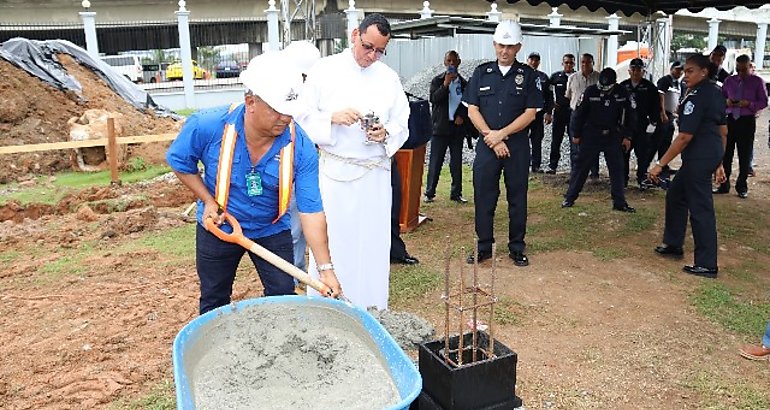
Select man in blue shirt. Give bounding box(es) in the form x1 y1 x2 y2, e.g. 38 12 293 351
166 53 341 314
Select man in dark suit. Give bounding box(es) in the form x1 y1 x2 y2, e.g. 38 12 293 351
424 50 469 204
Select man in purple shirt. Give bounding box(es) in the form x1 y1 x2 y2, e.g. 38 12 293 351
714 54 768 198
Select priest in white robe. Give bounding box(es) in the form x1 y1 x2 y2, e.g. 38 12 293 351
296 13 410 309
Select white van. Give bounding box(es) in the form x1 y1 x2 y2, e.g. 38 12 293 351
100 55 143 83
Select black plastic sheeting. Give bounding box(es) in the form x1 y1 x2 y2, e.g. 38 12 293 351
0 37 178 119
495 0 768 17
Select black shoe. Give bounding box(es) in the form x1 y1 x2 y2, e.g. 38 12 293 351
423 195 435 203
450 196 468 204
738 191 748 199
534 169 545 174
509 252 529 267
391 255 419 265
712 186 729 194
655 244 684 257
561 200 574 208
613 204 636 213
683 265 718 279
748 168 755 177
467 251 492 264
545 168 557 175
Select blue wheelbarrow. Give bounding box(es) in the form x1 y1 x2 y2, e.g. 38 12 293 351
172 296 422 409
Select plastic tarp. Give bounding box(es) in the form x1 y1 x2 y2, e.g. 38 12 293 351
495 0 769 17
0 37 178 119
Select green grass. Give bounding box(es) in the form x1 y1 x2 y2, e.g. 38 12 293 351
0 165 171 206
591 247 627 261
38 243 96 283
174 108 199 117
389 264 443 307
494 296 521 325
111 379 175 410
685 370 770 410
0 250 21 264
115 224 195 260
691 283 770 337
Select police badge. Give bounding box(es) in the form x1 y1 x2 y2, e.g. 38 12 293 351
683 101 695 115
515 74 524 85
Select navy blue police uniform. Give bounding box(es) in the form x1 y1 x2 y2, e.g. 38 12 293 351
662 81 726 270
527 69 552 172
464 61 544 260
619 77 660 187
564 84 635 210
548 69 573 172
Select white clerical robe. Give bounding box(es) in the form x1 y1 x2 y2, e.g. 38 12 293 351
296 48 410 309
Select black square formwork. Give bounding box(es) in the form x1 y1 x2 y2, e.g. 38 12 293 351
417 331 520 409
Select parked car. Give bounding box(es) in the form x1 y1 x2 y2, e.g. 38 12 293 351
101 54 143 83
141 63 168 83
165 60 207 81
215 60 241 78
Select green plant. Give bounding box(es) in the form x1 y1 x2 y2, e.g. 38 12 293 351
389 265 442 307
125 156 148 173
111 379 175 410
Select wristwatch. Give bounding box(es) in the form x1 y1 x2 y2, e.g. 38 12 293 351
317 263 334 272
655 161 666 167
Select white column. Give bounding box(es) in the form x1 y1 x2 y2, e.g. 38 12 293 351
265 0 280 52
176 1 196 108
345 0 359 41
486 2 502 23
756 22 768 69
653 17 670 82
707 18 721 52
606 13 620 68
79 1 99 58
547 7 562 28
420 1 433 19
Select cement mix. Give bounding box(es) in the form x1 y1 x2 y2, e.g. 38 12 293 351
367 307 435 351
187 304 401 409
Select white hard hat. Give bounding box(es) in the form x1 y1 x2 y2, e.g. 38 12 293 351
282 40 321 75
239 52 303 116
493 20 522 46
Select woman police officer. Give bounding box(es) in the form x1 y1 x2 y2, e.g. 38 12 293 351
648 54 727 278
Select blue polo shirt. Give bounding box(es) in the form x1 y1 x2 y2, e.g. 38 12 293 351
166 104 323 239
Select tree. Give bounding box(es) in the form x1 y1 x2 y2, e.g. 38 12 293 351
671 32 706 52
197 46 221 72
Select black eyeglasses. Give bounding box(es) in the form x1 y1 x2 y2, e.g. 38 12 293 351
359 36 387 59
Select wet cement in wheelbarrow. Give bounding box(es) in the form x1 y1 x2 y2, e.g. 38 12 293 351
187 303 401 409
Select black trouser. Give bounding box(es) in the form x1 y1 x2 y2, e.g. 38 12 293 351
565 137 627 208
569 120 600 180
718 115 756 193
663 157 721 269
425 133 464 199
390 158 408 260
473 139 529 254
549 108 570 170
196 225 294 315
623 125 653 186
656 114 675 160
528 111 545 170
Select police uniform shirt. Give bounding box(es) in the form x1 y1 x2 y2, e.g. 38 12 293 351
534 69 552 114
464 61 544 135
549 70 572 112
657 74 686 114
619 77 660 125
677 81 726 161
571 84 635 141
166 104 323 238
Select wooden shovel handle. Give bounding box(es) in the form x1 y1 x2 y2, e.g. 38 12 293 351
204 213 333 297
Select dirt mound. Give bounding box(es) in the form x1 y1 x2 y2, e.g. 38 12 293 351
0 54 179 183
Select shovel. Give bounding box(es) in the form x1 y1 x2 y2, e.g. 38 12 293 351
204 212 341 300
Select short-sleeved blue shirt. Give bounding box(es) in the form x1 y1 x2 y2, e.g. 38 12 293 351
677 81 726 162
463 60 544 144
166 104 323 239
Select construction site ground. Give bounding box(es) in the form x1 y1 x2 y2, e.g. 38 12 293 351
2 52 770 409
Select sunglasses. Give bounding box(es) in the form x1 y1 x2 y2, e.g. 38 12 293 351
359 36 387 59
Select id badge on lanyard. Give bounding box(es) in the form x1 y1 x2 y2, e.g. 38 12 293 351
246 171 262 196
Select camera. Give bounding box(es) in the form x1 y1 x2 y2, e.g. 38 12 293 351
447 65 457 74
360 112 380 131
